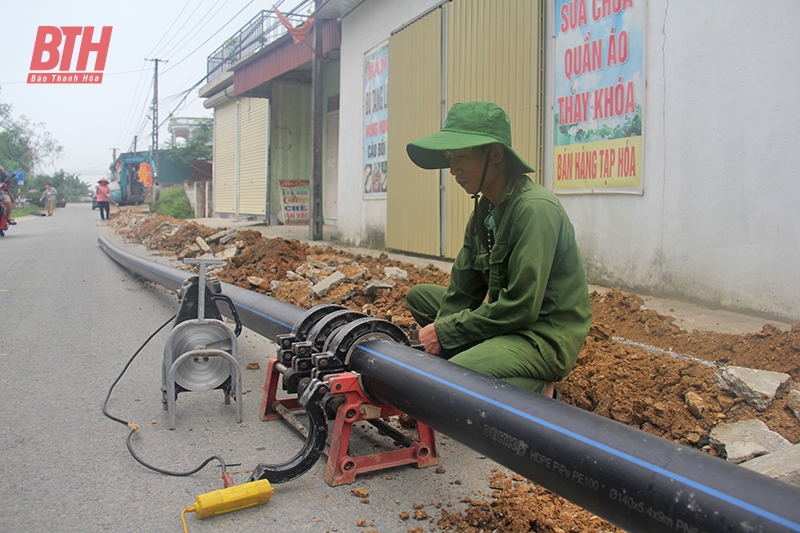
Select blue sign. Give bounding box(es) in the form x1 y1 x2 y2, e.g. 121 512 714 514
6 170 24 185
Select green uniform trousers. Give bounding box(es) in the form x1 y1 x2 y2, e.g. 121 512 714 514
407 284 554 393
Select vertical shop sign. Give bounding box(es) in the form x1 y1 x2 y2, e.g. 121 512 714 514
363 43 388 199
279 179 310 224
553 0 644 193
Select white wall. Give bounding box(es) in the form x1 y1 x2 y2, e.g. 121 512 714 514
338 0 443 247
545 0 800 321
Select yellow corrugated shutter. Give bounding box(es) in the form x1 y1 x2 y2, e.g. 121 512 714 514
443 0 543 258
386 8 443 256
213 100 237 215
238 98 269 216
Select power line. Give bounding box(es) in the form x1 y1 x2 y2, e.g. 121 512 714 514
159 0 229 60
162 0 256 75
146 0 194 58
115 60 152 148
159 79 207 131
150 0 211 59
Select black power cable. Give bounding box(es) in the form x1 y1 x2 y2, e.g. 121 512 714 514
102 313 229 477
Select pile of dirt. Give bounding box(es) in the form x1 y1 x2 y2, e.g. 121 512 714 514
109 213 800 532
437 471 622 533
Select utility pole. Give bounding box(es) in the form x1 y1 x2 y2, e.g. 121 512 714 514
111 148 118 162
134 135 138 152
309 0 324 241
145 58 167 194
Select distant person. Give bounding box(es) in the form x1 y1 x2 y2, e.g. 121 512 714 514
40 183 57 216
95 178 111 220
0 165 17 225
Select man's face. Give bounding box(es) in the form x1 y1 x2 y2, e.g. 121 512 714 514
445 147 489 195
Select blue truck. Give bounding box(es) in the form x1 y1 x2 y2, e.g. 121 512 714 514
110 151 153 205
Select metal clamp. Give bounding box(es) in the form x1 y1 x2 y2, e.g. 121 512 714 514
249 378 330 484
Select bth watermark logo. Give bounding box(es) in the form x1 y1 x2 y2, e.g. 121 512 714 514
28 26 112 84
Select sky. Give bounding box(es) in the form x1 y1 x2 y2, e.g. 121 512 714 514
0 0 304 186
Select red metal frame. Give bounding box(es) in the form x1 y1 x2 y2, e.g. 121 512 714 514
259 357 300 420
259 357 438 486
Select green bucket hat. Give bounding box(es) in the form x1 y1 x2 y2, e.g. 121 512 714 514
406 101 534 174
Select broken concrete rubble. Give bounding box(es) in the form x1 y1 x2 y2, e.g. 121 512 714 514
338 264 369 282
285 271 307 282
207 228 238 243
307 257 328 269
295 264 322 283
714 366 791 411
787 389 800 420
220 231 239 245
383 266 408 281
709 419 791 463
178 245 201 259
319 282 358 304
247 276 268 289
740 443 800 487
311 270 346 298
214 245 238 261
363 279 395 296
195 236 212 253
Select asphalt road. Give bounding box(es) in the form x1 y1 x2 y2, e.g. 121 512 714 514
0 203 500 533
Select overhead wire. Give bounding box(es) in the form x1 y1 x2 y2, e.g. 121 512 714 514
116 0 205 152
158 0 230 60
146 0 250 151
117 0 212 151
156 0 266 146
162 0 256 75
115 60 153 149
128 0 299 154
146 0 194 59
149 0 211 60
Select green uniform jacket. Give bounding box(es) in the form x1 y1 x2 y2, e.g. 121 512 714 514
434 174 593 377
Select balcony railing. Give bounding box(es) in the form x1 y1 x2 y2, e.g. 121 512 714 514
206 1 315 82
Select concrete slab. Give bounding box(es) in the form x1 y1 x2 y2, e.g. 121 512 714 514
714 366 791 411
740 444 800 487
709 419 791 463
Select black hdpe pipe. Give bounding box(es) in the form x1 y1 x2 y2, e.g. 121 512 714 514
98 237 800 533
98 236 304 339
350 339 800 533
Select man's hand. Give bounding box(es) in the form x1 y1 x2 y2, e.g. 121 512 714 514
419 323 441 355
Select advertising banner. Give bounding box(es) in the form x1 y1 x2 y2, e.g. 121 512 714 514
279 179 310 225
363 43 388 199
553 0 644 193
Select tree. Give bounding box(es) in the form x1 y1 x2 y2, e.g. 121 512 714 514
25 170 90 204
163 117 212 169
0 103 63 175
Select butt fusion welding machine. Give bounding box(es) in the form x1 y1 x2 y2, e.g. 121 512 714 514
164 257 437 486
